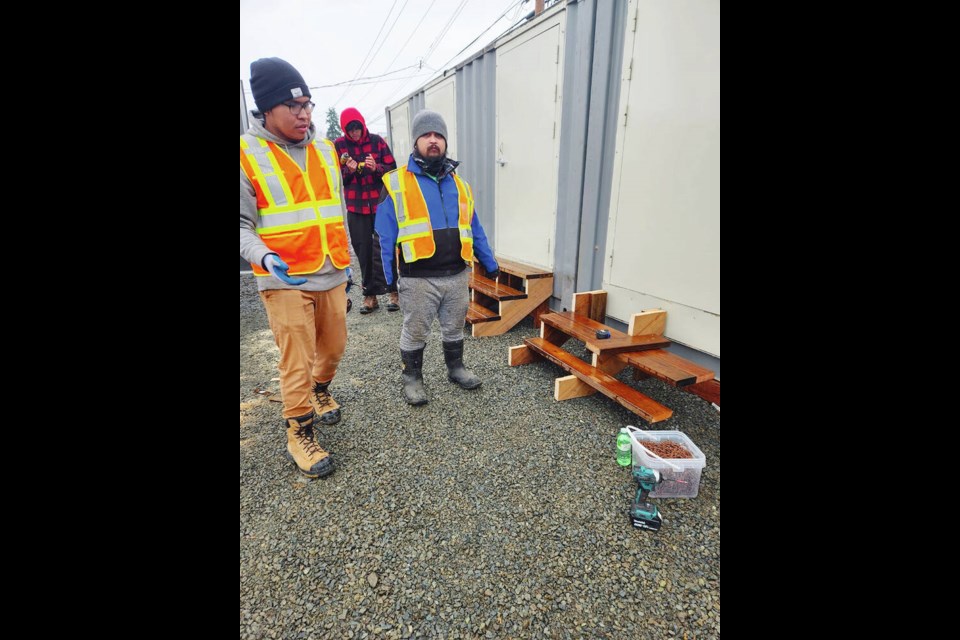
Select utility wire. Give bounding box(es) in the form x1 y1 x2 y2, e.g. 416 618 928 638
331 0 400 107
335 0 413 108
349 0 440 109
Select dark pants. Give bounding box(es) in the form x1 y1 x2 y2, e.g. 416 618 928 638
348 212 397 296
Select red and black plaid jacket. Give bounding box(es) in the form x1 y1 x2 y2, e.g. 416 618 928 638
334 131 397 215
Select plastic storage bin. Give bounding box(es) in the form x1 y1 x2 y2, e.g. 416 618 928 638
627 428 706 498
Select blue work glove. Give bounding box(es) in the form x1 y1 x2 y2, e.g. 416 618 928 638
263 254 307 286
345 267 354 294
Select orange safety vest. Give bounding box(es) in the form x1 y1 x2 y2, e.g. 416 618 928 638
240 135 350 275
382 166 474 264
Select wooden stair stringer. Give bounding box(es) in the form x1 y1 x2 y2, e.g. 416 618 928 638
472 276 554 337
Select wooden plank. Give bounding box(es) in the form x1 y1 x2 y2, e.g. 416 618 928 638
628 309 666 336
555 375 595 400
469 274 527 301
594 352 628 376
573 290 607 322
493 256 553 279
508 345 541 366
684 378 720 406
472 276 554 338
524 337 673 423
560 352 627 400
531 300 550 329
621 349 714 387
466 301 500 324
540 312 670 355
540 317 571 348
554 353 637 400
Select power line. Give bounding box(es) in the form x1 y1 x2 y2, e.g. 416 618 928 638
434 0 524 72
331 0 400 107
334 0 413 108
375 0 471 112
348 0 440 109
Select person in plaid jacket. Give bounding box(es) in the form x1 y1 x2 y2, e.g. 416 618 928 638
334 108 399 314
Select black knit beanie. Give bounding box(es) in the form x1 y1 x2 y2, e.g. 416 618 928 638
250 58 311 113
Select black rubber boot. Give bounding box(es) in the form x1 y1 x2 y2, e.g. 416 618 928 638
401 348 428 406
443 340 482 390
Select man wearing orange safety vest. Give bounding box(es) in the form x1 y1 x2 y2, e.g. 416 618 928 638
376 110 499 406
240 57 356 479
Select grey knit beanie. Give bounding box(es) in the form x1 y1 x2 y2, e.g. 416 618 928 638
411 109 448 143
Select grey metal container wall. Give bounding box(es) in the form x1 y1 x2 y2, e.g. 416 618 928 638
240 79 249 136
386 0 627 310
555 0 628 306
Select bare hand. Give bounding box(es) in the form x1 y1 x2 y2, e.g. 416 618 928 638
346 158 358 171
365 154 377 171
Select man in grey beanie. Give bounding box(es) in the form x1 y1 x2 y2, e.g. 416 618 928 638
375 110 499 406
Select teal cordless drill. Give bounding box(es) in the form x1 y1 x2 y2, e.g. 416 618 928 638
630 466 664 532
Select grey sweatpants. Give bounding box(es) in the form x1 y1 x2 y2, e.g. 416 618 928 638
398 270 470 351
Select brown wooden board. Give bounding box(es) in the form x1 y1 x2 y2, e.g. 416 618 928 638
573 290 607 322
539 312 670 355
466 301 501 324
684 378 720 406
628 309 667 336
469 274 527 301
620 349 714 387
508 345 542 366
524 337 672 423
493 256 553 279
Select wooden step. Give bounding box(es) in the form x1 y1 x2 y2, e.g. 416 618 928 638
540 312 670 355
621 349 715 387
684 378 720 406
466 300 500 324
469 274 527 301
494 257 553 279
524 337 673 423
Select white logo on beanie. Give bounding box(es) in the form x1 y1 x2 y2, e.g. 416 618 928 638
291 87 303 98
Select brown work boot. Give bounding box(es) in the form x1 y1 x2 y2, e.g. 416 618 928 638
386 291 400 312
311 381 342 425
359 295 379 314
285 412 334 478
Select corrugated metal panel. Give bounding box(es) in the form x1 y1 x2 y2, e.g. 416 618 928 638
555 0 628 307
455 55 497 238
425 77 458 158
240 80 249 135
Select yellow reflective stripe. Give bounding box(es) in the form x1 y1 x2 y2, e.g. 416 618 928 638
317 203 343 221
385 169 411 224
253 138 297 207
311 139 342 206
401 243 416 262
242 144 288 208
256 207 317 229
297 142 336 208
397 172 426 230
397 221 433 242
260 204 343 228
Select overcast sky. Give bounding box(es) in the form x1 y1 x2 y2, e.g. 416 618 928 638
240 0 532 136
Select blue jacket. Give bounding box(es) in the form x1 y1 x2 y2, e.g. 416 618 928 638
375 155 497 285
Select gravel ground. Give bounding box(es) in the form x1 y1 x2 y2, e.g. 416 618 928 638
240 273 720 639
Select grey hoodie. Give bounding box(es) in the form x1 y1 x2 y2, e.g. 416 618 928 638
240 120 355 292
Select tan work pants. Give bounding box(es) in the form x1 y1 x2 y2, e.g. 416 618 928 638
260 285 347 418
